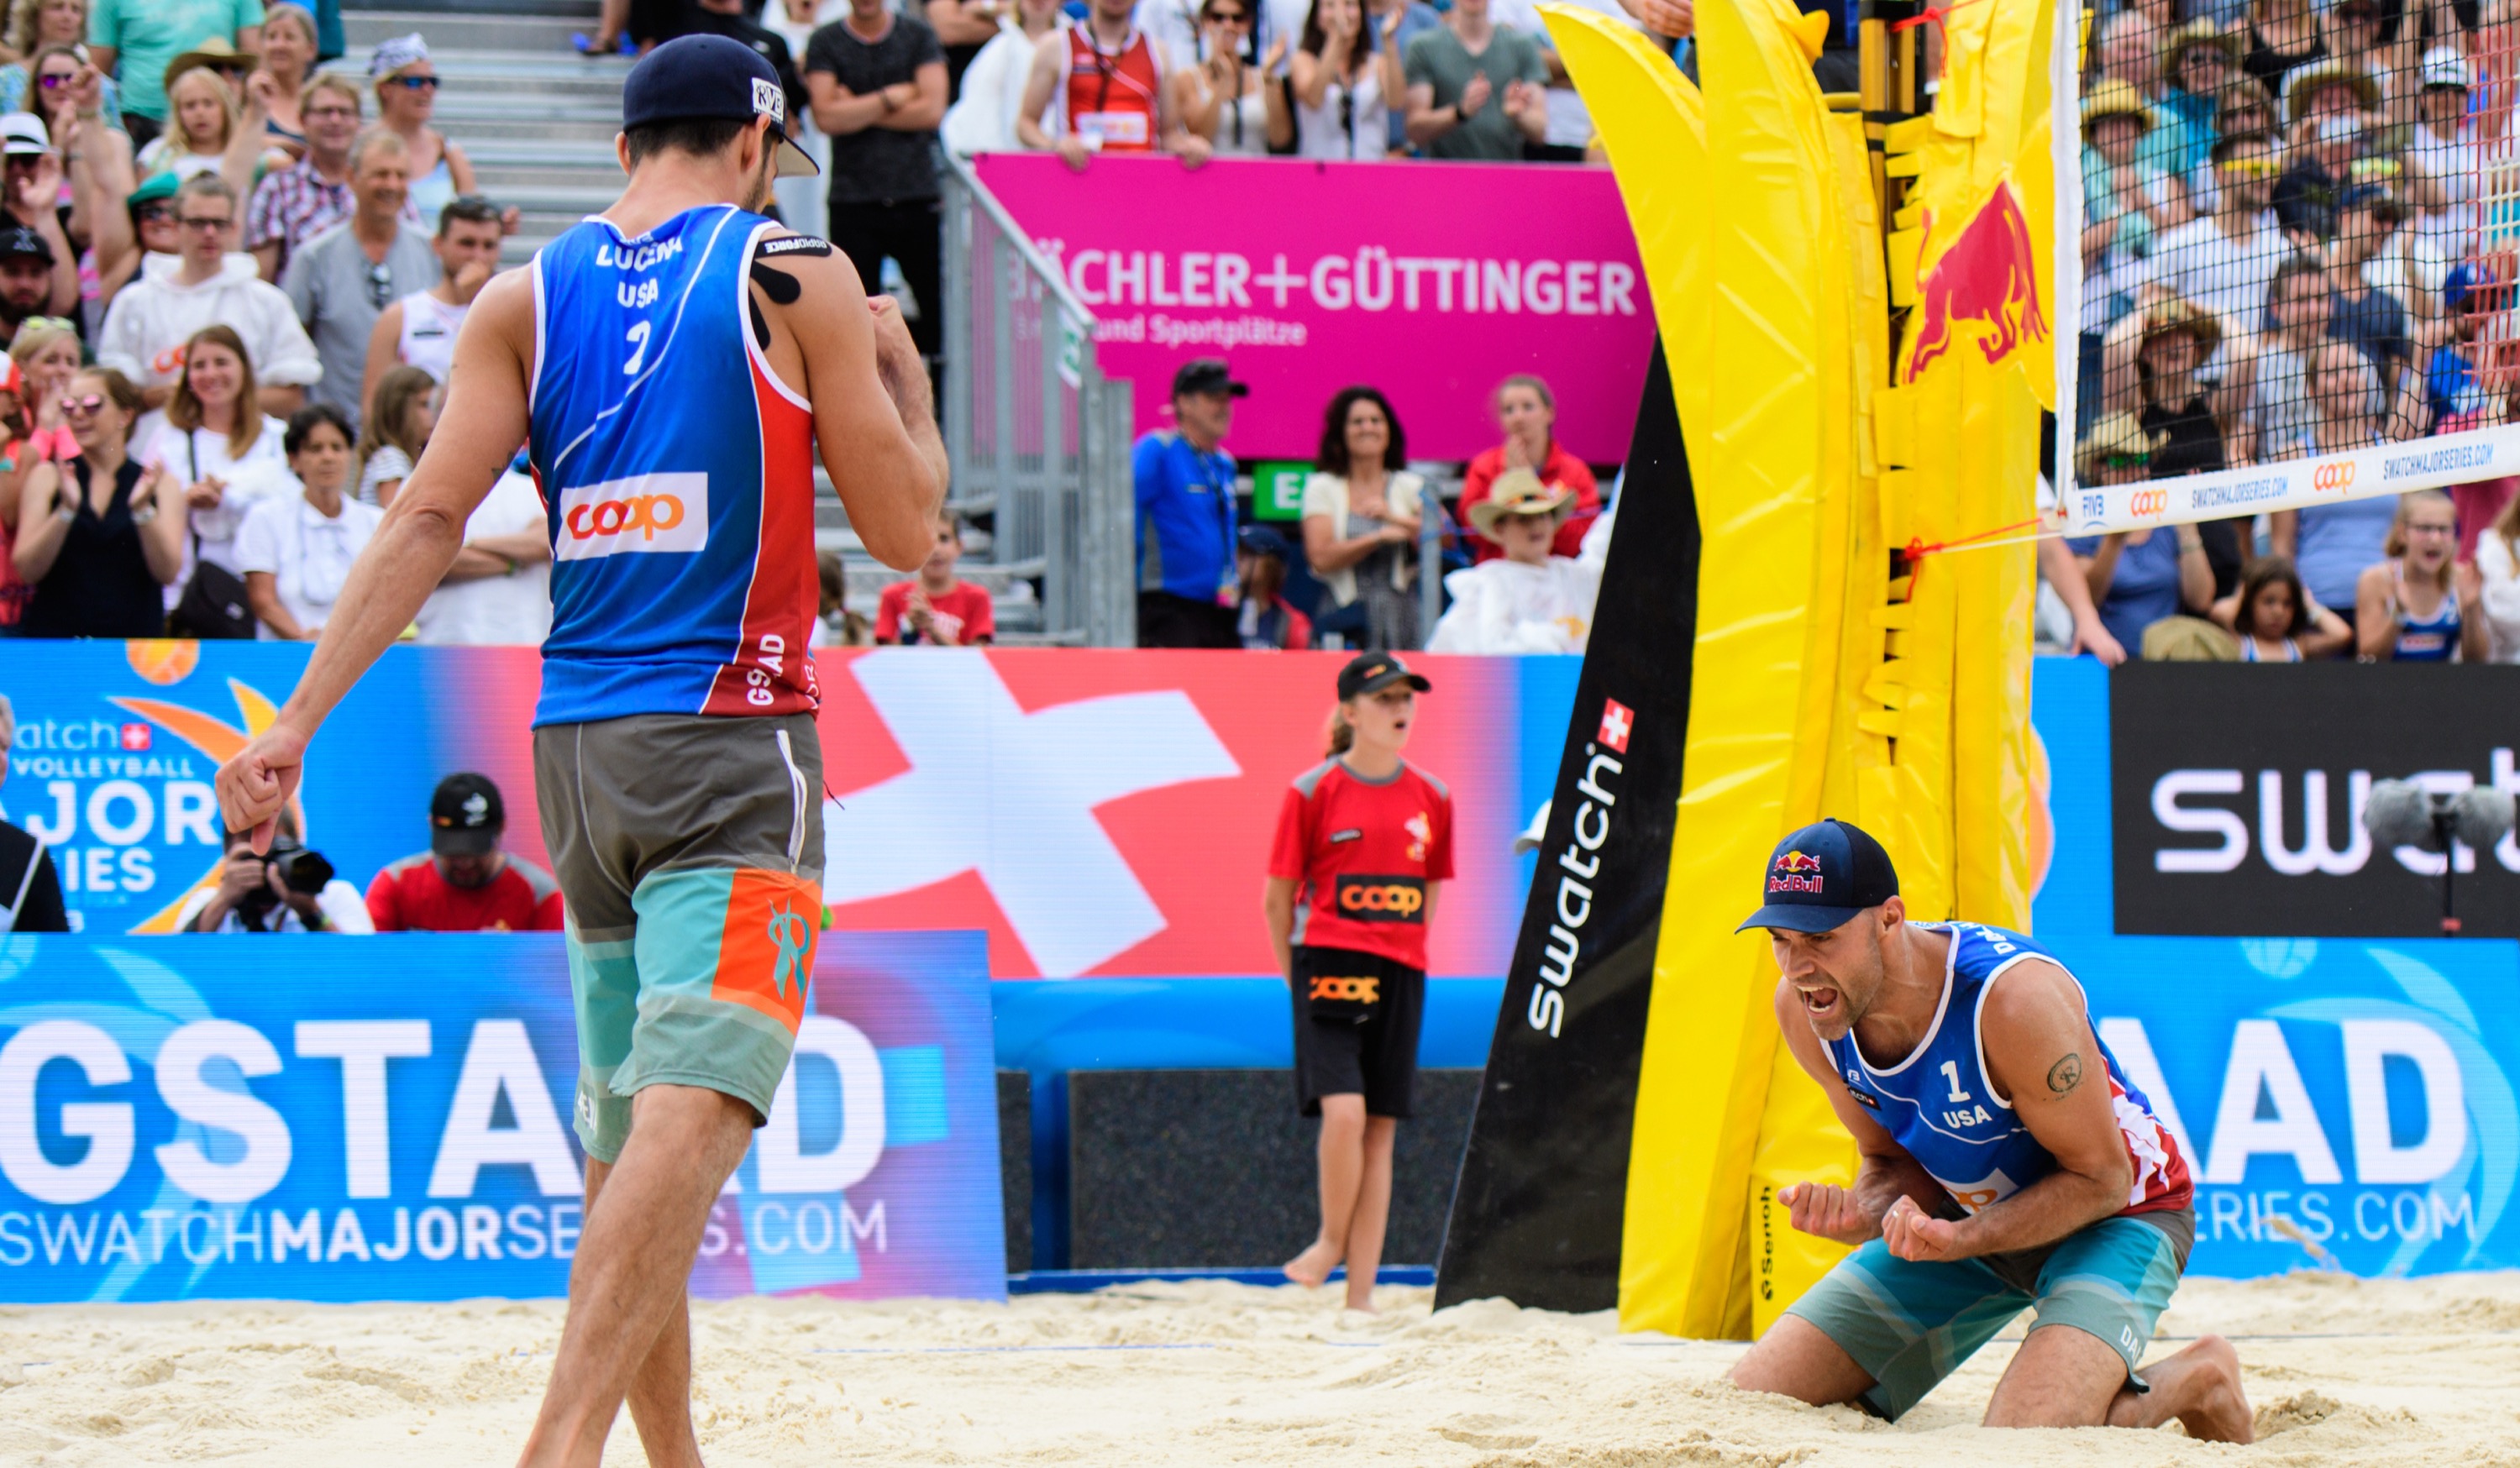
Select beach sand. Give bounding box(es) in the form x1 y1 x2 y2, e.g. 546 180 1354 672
3 1271 2516 1465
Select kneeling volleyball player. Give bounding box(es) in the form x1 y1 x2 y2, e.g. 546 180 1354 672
1727 820 2252 1439
1265 653 1454 1312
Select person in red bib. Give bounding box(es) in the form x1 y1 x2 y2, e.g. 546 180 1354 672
1265 651 1452 1313
366 773 566 932
1016 0 1207 168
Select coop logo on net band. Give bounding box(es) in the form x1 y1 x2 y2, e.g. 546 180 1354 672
2128 486 2171 519
556 473 708 561
2313 460 2358 493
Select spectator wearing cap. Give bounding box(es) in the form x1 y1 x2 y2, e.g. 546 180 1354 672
1458 372 1597 561
97 173 320 413
2066 413 2215 657
0 696 68 933
1427 468 1601 653
1235 524 1313 650
2142 23 2240 184
806 0 948 386
876 506 995 644
0 115 75 322
358 193 499 419
244 73 371 283
94 170 179 320
369 34 509 234
1134 356 1244 647
0 222 60 346
2328 183 2412 385
2155 131 2281 338
84 0 261 150
366 773 565 932
2099 295 2247 595
2179 82 2277 215
1302 383 1425 652
2400 47 2472 321
2241 0 2324 102
281 128 434 432
2082 81 2179 267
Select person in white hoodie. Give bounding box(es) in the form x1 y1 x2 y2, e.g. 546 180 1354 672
96 173 322 415
1425 467 1600 654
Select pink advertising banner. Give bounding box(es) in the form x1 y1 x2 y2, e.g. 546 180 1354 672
974 153 1654 463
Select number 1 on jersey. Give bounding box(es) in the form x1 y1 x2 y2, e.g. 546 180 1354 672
622 319 653 377
1940 1060 1972 1104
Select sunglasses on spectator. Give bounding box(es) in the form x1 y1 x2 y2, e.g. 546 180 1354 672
177 213 232 232
366 261 393 307
2099 452 2150 469
135 202 173 222
20 315 74 333
1204 7 1250 22
389 75 440 91
60 394 105 417
2218 158 2278 176
35 71 77 90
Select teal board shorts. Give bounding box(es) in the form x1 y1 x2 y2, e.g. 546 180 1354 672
533 712 826 1165
1784 1208 2194 1422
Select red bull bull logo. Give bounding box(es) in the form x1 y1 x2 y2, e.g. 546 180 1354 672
1770 849 1825 894
1902 182 2050 384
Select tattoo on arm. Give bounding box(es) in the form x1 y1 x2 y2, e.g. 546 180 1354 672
2046 1051 2084 1096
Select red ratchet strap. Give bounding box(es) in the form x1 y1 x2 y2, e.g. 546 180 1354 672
1890 0 1987 34
1902 513 2055 567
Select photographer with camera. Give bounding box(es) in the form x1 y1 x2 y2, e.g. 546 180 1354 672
178 816 374 933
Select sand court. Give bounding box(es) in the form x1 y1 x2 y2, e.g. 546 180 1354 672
3 1272 2515 1465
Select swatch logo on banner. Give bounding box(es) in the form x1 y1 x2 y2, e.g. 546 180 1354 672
557 474 706 560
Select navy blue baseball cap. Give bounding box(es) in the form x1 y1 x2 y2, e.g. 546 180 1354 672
1735 819 1900 934
622 34 817 179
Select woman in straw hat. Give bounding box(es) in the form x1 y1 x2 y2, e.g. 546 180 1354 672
2100 292 2250 595
2064 413 2215 657
1425 467 1601 653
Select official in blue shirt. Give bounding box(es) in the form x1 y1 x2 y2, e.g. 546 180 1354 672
1135 358 1246 648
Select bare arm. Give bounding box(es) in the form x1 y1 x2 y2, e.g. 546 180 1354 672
213 271 532 848
444 137 477 194
2038 535 2125 665
927 0 1004 47
10 459 69 581
1263 874 1298 981
2269 507 2298 561
2078 532 2127 604
252 240 281 282
256 384 304 416
134 464 185 581
770 240 948 569
1403 80 1454 145
360 302 403 426
1016 41 1089 166
1290 43 1339 109
1771 980 1950 1245
2298 598 2353 658
2356 562 2394 658
1880 960 2136 1261
882 60 949 130
2173 523 2213 612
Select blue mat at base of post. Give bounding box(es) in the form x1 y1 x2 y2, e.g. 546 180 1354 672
1008 1266 1436 1294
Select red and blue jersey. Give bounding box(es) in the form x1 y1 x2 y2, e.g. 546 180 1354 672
1822 922 2192 1221
527 205 820 727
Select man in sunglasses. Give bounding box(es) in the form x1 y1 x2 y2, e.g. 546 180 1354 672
281 129 438 432
2155 132 2281 338
218 36 944 1465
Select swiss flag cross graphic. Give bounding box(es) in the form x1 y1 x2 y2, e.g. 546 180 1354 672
1597 698 1633 754
118 723 151 752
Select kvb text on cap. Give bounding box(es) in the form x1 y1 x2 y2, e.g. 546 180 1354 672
622 34 818 179
1735 817 1900 935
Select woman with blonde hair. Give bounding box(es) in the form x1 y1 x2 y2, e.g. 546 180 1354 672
0 0 118 119
249 2 315 155
2354 489 2486 661
369 34 499 229
143 323 289 632
356 364 434 506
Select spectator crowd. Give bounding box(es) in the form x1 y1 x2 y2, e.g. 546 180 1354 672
2063 2 2520 663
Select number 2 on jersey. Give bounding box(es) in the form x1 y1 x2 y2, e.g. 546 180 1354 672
622 319 653 377
1940 1060 1972 1104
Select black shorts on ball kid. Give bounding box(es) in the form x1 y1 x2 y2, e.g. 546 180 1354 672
1289 945 1425 1119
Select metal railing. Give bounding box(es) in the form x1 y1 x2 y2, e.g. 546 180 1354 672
941 153 1136 647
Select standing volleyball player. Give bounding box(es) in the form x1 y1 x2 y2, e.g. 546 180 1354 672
216 35 947 1468
1266 653 1452 1313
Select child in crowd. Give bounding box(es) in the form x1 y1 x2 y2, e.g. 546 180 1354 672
877 509 995 646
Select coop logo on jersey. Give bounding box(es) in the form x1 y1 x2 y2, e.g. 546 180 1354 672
1769 849 1825 894
1335 874 1425 922
2129 487 2171 519
556 474 708 561
2313 460 2358 492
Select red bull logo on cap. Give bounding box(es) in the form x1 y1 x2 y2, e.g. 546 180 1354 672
1769 849 1824 894
1901 181 2049 385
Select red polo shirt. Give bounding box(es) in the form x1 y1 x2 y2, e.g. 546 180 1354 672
366 852 566 933
1268 757 1454 970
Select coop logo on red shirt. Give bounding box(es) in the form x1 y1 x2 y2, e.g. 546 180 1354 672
1597 697 1633 753
556 473 708 561
1335 874 1425 922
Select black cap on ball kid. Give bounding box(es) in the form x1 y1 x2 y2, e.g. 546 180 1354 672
1336 652 1431 700
622 34 818 178
430 773 506 857
1735 818 1900 934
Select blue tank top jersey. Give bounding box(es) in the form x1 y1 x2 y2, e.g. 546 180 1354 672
1822 922 2193 1219
2389 562 2461 662
527 204 820 727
